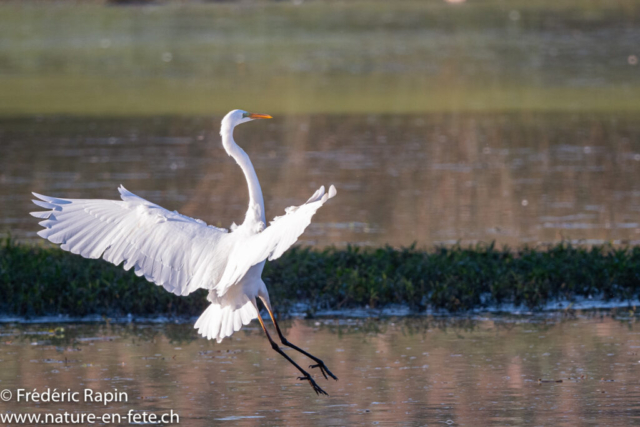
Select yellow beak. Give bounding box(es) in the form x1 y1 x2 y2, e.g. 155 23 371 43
248 113 272 120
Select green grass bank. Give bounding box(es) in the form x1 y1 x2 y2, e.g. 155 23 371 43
1 238 639 318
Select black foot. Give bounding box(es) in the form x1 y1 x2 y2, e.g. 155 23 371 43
298 374 329 396
309 362 338 381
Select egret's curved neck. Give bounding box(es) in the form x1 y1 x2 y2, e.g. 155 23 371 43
221 123 265 226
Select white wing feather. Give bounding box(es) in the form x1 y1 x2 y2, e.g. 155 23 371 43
30 185 232 296
215 185 336 297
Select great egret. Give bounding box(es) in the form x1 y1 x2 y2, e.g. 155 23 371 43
30 109 338 395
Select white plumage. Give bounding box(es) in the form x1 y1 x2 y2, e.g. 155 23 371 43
31 110 336 344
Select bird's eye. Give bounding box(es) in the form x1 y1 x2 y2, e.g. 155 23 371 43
242 112 250 118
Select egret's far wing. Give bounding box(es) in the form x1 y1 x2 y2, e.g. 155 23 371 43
215 185 336 297
31 186 231 296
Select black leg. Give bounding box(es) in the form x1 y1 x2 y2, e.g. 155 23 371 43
261 298 338 381
255 303 328 396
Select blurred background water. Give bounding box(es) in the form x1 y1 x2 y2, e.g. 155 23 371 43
2 0 640 247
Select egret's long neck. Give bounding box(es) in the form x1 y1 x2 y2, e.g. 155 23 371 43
221 123 266 227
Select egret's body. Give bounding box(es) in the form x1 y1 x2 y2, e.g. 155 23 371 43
30 110 337 394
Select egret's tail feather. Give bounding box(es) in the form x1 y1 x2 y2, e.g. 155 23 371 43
194 300 258 343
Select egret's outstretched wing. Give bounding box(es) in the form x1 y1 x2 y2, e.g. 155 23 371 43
31 186 231 296
216 185 336 297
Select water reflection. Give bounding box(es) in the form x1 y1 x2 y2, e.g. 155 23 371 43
0 315 638 426
3 113 640 247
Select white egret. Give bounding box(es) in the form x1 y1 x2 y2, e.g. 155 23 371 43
30 109 337 395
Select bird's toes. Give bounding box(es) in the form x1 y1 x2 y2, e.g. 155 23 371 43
310 363 338 381
298 374 329 396
310 364 329 380
311 382 328 396
316 385 329 396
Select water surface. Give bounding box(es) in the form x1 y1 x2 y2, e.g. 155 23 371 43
3 113 640 247
1 1 640 115
0 315 638 425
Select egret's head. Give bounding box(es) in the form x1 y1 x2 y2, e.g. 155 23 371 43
222 109 272 129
